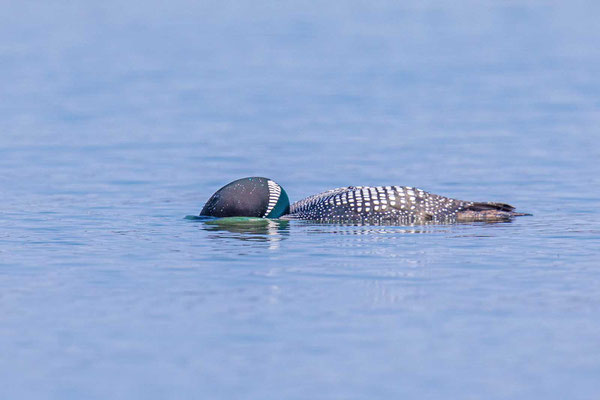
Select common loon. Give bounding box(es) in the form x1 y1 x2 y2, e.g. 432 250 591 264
200 177 528 224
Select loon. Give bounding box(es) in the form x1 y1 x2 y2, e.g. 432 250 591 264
200 177 528 224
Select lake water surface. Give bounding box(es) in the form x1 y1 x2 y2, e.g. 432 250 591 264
1 1 600 399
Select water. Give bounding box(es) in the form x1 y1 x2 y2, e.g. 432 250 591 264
1 1 600 398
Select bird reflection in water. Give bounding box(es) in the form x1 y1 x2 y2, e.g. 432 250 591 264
186 216 290 250
291 219 504 236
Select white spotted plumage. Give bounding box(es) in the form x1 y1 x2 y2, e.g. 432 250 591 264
287 185 475 224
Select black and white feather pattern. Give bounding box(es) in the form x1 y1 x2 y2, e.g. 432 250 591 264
287 186 516 223
263 179 281 217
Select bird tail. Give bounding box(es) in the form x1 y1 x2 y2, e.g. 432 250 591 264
456 202 531 222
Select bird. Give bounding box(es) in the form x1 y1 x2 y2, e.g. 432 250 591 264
199 177 529 224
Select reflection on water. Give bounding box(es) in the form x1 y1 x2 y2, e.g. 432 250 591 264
185 216 521 256
186 216 290 249
271 218 515 236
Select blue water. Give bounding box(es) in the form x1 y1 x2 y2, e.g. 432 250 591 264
2 1 600 399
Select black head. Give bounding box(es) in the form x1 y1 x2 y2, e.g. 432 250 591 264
200 177 290 218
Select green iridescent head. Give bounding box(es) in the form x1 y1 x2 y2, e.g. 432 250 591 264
200 177 290 218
